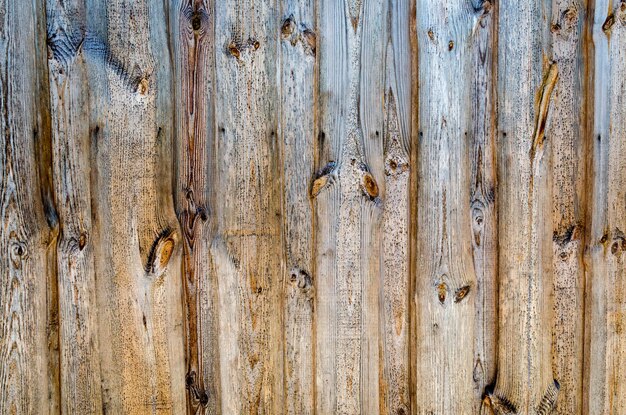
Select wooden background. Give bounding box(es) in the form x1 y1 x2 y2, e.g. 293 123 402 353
1 0 625 414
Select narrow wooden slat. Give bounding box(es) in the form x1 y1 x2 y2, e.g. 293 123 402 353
314 0 386 412
486 1 559 413
0 0 56 413
585 1 626 413
170 1 221 413
380 0 413 413
278 1 316 413
212 1 283 413
548 1 588 414
46 0 103 412
84 1 186 412
413 2 479 413
468 2 498 412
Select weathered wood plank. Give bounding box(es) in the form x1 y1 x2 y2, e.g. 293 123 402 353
485 1 560 413
380 0 412 413
314 0 386 412
170 1 221 413
414 2 479 414
46 0 103 412
585 1 626 414
279 1 316 413
212 0 283 413
84 1 186 413
548 1 588 414
468 2 498 413
0 0 56 413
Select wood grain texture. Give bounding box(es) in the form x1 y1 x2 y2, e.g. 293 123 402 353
548 1 588 414
486 1 560 413
85 0 186 413
469 1 498 413
170 1 221 413
414 2 478 413
380 0 412 413
313 0 387 413
279 1 316 414
585 1 626 414
212 0 283 413
0 0 56 413
46 0 103 412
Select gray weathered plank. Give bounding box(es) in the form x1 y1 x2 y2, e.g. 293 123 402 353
84 0 186 412
548 1 588 414
212 0 283 412
468 2 498 413
0 0 56 413
170 1 221 413
485 1 560 413
279 1 316 413
380 0 413 413
585 1 626 413
314 0 386 412
414 2 478 413
46 0 103 412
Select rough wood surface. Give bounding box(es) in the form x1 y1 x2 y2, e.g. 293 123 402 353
0 0 54 413
585 1 626 414
4 1 626 414
548 1 587 414
46 0 103 412
84 1 186 413
279 1 315 413
212 0 283 413
170 1 221 413
486 1 560 413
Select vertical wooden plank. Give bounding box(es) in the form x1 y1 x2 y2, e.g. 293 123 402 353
212 1 283 413
585 1 626 413
0 0 56 413
469 2 498 412
485 1 560 413
46 0 103 412
548 1 588 414
380 0 413 413
413 2 479 413
314 0 386 413
170 1 221 413
278 1 316 413
85 0 186 413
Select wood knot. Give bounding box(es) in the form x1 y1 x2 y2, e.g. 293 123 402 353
146 228 177 275
281 15 296 38
302 29 316 55
436 281 448 304
454 285 470 303
137 78 149 95
311 161 336 198
603 14 615 34
191 12 203 31
78 232 88 250
361 172 379 199
227 42 240 59
248 37 260 50
448 40 454 51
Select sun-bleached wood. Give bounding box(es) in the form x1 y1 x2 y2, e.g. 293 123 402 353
414 2 481 413
585 1 626 414
46 0 103 412
0 0 55 413
212 0 284 413
84 1 186 413
279 1 316 413
485 1 560 414
548 1 588 414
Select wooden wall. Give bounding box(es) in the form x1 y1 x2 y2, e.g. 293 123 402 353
1 0 625 414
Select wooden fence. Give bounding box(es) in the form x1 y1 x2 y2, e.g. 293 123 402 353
1 0 624 414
